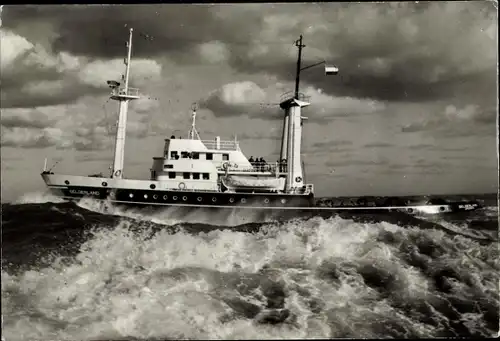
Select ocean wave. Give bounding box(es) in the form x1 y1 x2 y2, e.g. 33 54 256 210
1 201 498 339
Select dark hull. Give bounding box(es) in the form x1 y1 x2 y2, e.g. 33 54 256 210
51 185 314 207
47 185 483 217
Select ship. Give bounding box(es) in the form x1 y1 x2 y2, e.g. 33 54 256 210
41 28 482 216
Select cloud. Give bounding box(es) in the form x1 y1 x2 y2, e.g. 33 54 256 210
78 58 162 89
2 5 226 60
0 30 33 71
3 3 495 107
129 96 160 115
301 86 386 119
1 103 125 151
200 80 386 121
406 143 467 152
401 103 497 135
0 29 100 108
311 140 353 149
198 41 230 64
221 2 497 103
1 108 55 129
126 120 150 138
1 126 54 148
75 153 112 163
199 81 276 118
364 142 393 148
325 159 389 168
0 27 161 109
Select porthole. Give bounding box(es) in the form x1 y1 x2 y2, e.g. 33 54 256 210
264 198 270 204
197 197 202 202
407 208 413 213
144 194 148 199
229 197 235 203
64 180 70 185
163 195 168 200
153 194 158 200
182 196 187 201
281 199 286 204
241 198 246 203
150 184 156 190
173 196 178 201
212 197 217 202
439 206 445 212
102 182 108 187
129 193 134 198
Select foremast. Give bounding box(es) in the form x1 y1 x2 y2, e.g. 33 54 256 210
108 27 140 179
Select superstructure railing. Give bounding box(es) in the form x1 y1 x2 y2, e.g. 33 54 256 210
201 140 240 151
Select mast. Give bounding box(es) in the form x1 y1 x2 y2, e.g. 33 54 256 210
188 103 201 140
109 28 140 179
279 35 339 192
279 35 310 192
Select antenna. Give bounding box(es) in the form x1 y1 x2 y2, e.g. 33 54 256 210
294 35 306 100
188 103 201 140
48 160 61 172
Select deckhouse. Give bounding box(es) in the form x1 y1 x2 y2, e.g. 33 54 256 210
150 106 290 193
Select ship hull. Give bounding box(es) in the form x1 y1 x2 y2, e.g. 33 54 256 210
41 173 482 216
41 173 314 208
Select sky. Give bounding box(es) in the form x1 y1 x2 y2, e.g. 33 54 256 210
0 2 498 202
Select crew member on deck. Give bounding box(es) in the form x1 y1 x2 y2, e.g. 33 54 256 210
280 158 287 172
259 157 267 171
249 156 255 166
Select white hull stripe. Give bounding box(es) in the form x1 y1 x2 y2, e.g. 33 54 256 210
55 195 453 211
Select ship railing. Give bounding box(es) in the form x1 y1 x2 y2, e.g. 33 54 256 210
280 91 310 103
110 87 140 98
201 140 240 151
304 184 314 193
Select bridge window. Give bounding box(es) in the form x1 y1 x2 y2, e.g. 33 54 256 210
183 172 190 179
206 153 213 160
192 152 200 160
164 164 173 169
168 172 176 179
181 151 190 159
202 173 210 180
222 154 229 161
170 151 178 159
192 172 200 180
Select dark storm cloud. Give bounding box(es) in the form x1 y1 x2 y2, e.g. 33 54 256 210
2 5 234 60
2 2 496 109
223 2 497 103
1 82 103 109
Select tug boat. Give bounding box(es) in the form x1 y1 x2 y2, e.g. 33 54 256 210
41 28 482 215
